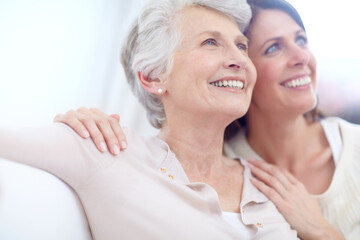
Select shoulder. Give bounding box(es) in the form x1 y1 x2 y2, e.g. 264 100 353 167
117 127 170 168
321 116 360 131
320 118 360 237
224 130 262 161
326 117 360 170
51 123 169 169
322 117 360 157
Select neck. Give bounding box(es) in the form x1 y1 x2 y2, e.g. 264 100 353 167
246 109 314 169
158 113 232 177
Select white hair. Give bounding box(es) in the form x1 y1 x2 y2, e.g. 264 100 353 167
121 0 251 128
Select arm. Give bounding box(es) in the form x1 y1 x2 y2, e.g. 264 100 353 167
0 123 98 187
248 159 345 240
54 107 127 155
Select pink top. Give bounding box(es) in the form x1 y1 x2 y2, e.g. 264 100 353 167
0 123 298 240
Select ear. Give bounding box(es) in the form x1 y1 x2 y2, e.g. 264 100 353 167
137 72 166 95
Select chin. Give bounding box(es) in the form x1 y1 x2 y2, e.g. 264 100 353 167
232 106 248 119
299 97 318 115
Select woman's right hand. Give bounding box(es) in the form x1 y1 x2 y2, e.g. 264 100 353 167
248 159 345 240
54 107 127 155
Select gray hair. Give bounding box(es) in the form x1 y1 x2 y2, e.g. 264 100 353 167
121 0 252 128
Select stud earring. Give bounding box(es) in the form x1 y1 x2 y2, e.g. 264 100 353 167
157 88 163 94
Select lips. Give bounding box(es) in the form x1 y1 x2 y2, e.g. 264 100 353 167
281 76 311 88
210 80 244 89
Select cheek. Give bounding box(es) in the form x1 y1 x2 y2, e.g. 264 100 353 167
253 60 276 86
309 55 317 79
247 61 258 89
250 60 280 101
195 52 219 72
184 52 220 79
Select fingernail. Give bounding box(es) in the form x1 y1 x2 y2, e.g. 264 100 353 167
100 142 107 152
250 177 257 182
82 130 90 138
113 144 120 155
120 141 127 150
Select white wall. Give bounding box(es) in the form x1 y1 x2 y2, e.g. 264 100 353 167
0 0 359 136
288 0 360 120
0 0 157 135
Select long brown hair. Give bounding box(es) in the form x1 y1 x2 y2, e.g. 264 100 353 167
224 0 323 141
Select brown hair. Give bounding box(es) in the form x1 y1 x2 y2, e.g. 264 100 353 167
224 0 323 141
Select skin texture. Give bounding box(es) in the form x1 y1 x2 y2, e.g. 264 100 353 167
55 7 345 240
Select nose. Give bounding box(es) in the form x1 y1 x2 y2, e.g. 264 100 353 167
223 47 248 71
288 44 310 67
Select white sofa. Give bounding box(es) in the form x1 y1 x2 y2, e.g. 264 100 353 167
0 158 92 240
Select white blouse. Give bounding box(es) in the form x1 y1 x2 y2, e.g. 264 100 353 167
222 118 344 238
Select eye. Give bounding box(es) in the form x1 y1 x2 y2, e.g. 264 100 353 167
265 43 280 55
296 35 308 46
237 43 248 52
202 38 218 46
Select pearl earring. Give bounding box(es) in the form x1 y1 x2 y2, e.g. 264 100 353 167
157 88 163 94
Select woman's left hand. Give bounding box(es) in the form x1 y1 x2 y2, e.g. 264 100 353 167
248 159 344 240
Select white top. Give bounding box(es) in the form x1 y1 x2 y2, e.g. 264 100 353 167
0 123 298 240
224 117 360 239
221 118 343 236
320 119 342 164
223 211 256 239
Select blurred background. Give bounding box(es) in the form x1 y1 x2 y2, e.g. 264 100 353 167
0 0 359 136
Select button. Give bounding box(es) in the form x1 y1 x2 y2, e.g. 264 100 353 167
168 174 174 179
241 208 245 214
160 167 167 173
256 222 263 228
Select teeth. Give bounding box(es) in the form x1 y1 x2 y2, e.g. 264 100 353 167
210 80 244 89
284 76 311 88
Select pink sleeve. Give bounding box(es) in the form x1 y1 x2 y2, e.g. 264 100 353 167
0 123 108 188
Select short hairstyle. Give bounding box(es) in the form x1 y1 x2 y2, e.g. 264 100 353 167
121 0 252 128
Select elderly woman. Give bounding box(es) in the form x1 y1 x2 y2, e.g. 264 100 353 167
59 0 359 239
0 0 299 239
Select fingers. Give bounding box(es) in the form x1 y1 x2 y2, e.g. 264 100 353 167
248 160 335 240
82 117 109 153
54 107 128 155
248 159 298 217
109 114 128 150
250 176 288 207
282 168 299 186
54 111 90 139
248 159 291 198
80 108 125 154
110 113 120 122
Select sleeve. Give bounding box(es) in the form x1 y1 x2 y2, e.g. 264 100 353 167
0 123 105 188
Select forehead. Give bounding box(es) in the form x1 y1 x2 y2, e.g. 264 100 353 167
178 6 244 39
249 9 303 42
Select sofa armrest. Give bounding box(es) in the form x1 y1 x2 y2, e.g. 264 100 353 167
0 158 92 240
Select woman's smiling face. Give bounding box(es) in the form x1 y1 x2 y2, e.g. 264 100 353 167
247 9 317 117
160 6 257 122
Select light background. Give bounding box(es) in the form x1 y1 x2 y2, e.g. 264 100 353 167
0 0 359 136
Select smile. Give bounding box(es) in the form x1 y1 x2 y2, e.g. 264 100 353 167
210 80 244 89
282 76 311 88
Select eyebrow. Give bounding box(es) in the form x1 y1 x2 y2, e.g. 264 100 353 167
198 30 248 44
259 29 305 49
260 37 281 50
